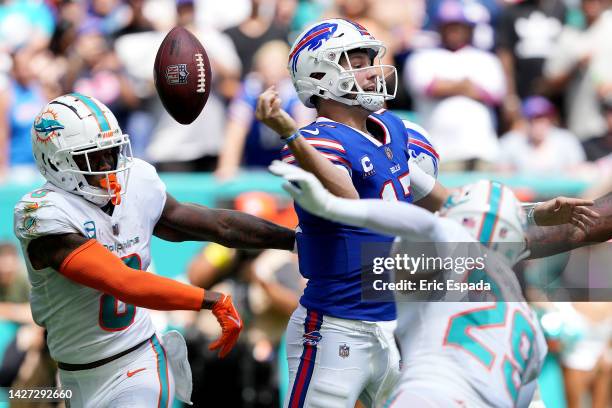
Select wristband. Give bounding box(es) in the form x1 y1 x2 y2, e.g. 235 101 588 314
521 202 541 226
526 204 540 226
284 131 302 144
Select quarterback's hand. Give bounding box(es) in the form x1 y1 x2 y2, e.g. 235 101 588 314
269 160 332 217
209 295 242 358
256 86 298 139
534 197 600 231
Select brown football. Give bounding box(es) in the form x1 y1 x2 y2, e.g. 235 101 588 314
154 26 211 124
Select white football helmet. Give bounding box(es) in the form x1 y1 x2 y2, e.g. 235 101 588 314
288 18 397 112
439 180 528 265
31 93 133 206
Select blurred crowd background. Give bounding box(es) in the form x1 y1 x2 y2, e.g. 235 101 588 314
0 0 611 407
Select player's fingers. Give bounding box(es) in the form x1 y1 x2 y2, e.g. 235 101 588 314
282 181 302 199
562 198 595 207
269 160 297 177
271 96 282 112
575 212 597 228
263 95 276 117
220 334 240 358
208 337 223 352
570 216 587 232
574 206 600 220
255 95 265 118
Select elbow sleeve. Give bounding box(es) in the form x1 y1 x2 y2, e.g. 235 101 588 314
60 240 204 311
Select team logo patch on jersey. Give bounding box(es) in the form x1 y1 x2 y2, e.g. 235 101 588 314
289 22 338 73
339 344 350 358
166 64 189 85
21 215 38 233
33 109 64 144
302 331 322 346
384 146 393 161
84 221 97 238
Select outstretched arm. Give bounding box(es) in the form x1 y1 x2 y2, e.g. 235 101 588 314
256 87 359 199
527 191 612 258
28 233 242 358
269 161 444 241
154 193 295 250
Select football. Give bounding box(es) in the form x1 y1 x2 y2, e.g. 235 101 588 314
154 26 212 124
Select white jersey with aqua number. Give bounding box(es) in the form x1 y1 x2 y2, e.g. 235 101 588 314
394 218 547 408
13 158 166 364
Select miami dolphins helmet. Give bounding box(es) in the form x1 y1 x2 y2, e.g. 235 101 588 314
439 180 528 265
31 93 133 206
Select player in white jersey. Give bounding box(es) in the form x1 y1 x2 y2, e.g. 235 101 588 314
13 93 296 407
269 161 603 407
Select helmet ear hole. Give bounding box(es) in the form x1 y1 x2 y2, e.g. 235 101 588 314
310 72 325 80
41 153 59 172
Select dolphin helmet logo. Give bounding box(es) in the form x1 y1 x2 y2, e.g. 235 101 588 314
33 109 64 143
289 22 338 73
34 118 64 134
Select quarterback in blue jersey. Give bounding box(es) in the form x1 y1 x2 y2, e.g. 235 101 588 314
257 18 447 408
257 17 601 408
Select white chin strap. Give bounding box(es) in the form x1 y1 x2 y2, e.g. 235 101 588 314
356 94 385 111
326 92 386 112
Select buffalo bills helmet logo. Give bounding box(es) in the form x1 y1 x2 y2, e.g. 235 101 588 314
289 22 338 73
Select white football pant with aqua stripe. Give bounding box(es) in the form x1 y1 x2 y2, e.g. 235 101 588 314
59 334 175 407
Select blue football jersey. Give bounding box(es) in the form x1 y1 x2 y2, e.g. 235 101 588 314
281 109 415 321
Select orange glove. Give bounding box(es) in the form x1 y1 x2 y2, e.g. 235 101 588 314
209 295 243 358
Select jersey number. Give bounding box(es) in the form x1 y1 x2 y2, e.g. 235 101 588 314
379 172 410 201
444 270 536 402
98 254 140 331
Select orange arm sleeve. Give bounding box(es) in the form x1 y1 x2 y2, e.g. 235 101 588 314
59 239 204 311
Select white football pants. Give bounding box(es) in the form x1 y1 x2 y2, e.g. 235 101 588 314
59 334 175 408
284 305 401 408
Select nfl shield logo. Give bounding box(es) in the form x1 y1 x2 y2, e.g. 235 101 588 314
339 344 350 358
166 64 189 85
384 146 393 160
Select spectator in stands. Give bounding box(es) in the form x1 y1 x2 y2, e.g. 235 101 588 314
425 0 499 50
325 0 395 65
583 93 612 161
224 0 290 78
49 0 86 57
0 0 55 52
146 0 242 171
114 0 155 38
86 0 132 38
0 48 47 182
543 0 612 142
496 0 566 129
215 41 314 180
559 303 612 408
499 96 586 173
0 242 42 389
406 0 504 170
63 21 139 129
